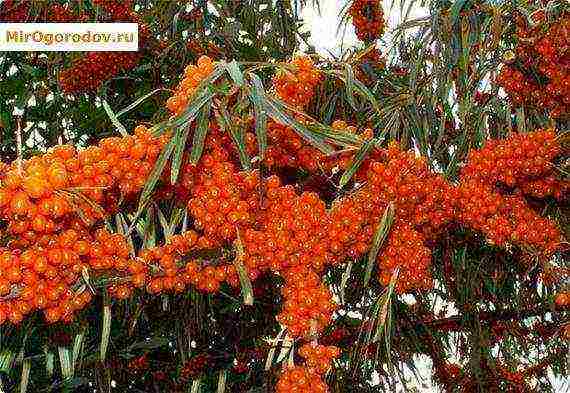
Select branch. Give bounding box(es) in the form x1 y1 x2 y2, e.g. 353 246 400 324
415 304 570 332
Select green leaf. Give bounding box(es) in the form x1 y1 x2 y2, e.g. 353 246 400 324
170 123 192 185
340 260 353 305
364 203 395 287
189 100 212 165
339 138 376 188
0 350 14 372
19 359 30 393
137 136 176 214
216 370 227 393
264 328 286 371
307 123 362 147
225 60 244 87
248 74 268 159
71 329 86 376
191 379 201 393
450 0 468 23
344 64 357 110
100 304 112 363
234 231 254 306
264 97 333 154
102 99 128 137
58 347 72 379
168 89 215 129
116 88 165 118
216 107 251 170
45 350 54 378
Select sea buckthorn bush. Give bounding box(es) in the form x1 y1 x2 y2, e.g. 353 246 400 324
0 1 568 393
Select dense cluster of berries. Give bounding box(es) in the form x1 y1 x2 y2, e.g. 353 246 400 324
298 343 340 374
58 2 149 94
180 354 211 379
47 4 78 22
275 343 339 392
139 229 239 295
0 0 29 22
497 14 569 117
461 129 563 193
275 366 329 393
166 56 215 116
348 0 386 42
273 56 322 108
0 228 144 324
277 267 336 337
457 129 565 254
0 125 168 240
376 221 432 292
265 119 372 173
92 0 134 18
265 120 324 171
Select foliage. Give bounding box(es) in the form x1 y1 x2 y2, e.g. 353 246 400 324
0 1 568 393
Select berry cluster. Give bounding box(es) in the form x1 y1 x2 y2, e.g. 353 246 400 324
376 221 433 292
166 56 215 116
348 0 386 42
298 343 340 374
58 2 149 94
139 229 239 295
47 4 77 22
0 228 143 324
277 267 336 337
0 0 29 22
0 125 168 241
461 129 564 196
92 0 133 19
273 56 322 108
180 354 211 380
0 56 568 393
497 13 569 117
275 365 329 393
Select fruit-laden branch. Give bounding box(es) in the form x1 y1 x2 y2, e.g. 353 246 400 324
415 303 570 332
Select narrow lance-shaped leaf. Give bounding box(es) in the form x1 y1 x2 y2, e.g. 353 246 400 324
116 88 165 118
100 303 112 363
189 100 212 165
191 379 201 393
45 350 54 378
276 333 293 364
344 63 357 110
264 328 286 371
264 97 333 154
216 107 251 170
0 350 14 372
136 136 176 215
339 138 376 188
225 60 244 86
308 123 362 147
248 73 267 159
102 99 128 137
170 123 192 185
364 203 395 287
233 231 254 305
58 347 72 379
340 260 353 305
216 370 227 393
19 359 30 393
71 327 86 376
156 205 171 239
169 87 215 129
